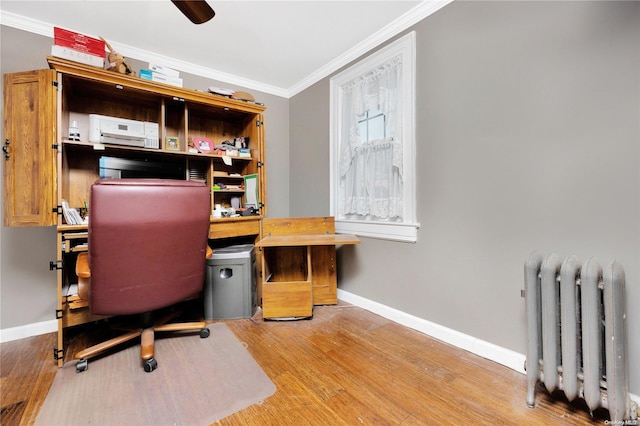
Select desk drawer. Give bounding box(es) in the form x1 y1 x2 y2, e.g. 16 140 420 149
209 217 261 239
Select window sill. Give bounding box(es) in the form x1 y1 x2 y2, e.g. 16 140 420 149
335 219 419 243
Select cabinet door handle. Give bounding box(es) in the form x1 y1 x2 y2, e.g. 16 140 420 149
2 139 9 160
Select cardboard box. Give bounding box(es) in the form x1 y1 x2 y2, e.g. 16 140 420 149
139 69 183 87
51 45 104 68
54 27 104 57
148 63 180 78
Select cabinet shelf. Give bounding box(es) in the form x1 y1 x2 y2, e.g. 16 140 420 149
3 60 267 232
62 139 254 161
46 56 266 115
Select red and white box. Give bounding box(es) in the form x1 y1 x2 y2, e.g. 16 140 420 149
51 45 105 68
53 27 105 57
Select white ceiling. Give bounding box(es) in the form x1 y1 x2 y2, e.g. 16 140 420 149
0 1 451 97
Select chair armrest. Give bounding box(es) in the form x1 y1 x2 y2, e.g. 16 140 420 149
76 252 91 278
75 252 90 301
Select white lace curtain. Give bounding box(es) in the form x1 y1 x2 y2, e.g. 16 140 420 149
338 56 403 220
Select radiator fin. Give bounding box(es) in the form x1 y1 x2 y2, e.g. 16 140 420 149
525 252 637 423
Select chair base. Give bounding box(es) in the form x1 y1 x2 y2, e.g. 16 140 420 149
74 311 208 373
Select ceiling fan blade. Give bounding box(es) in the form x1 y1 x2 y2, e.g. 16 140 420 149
171 0 215 24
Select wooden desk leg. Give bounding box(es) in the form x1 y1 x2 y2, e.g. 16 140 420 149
311 245 338 305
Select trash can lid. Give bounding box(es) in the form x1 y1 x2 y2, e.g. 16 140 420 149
211 244 254 260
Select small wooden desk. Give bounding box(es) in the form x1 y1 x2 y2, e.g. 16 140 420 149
256 217 360 319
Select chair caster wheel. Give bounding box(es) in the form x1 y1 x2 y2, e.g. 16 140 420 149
144 358 158 372
200 328 210 338
76 358 88 373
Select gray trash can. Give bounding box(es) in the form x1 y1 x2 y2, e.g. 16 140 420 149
204 244 256 320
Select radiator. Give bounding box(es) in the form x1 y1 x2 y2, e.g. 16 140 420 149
524 252 637 422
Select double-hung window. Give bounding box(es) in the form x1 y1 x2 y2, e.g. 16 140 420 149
330 31 418 242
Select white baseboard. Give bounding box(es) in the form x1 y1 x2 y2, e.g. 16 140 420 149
337 289 527 373
0 319 57 343
337 289 640 407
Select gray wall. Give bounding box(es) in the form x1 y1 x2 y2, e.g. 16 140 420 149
0 25 290 330
290 1 639 394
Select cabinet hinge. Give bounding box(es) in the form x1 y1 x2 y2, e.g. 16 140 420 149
53 205 62 215
257 161 264 168
52 81 59 88
52 143 59 150
56 309 64 319
256 120 264 127
53 348 64 361
49 260 63 271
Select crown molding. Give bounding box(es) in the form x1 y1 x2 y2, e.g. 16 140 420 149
0 10 289 97
1 1 453 99
110 42 290 98
1 10 52 37
286 0 453 98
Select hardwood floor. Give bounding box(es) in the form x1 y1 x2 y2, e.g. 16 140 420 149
1 302 611 425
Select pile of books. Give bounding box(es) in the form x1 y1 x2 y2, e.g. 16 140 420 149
139 63 183 87
51 27 105 68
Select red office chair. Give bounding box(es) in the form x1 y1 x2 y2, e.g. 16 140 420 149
74 179 212 373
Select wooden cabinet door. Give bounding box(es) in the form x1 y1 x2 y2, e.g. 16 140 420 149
3 69 57 226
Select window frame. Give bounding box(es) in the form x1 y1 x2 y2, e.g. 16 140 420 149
329 31 419 243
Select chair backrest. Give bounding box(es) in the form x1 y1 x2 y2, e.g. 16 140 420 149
88 179 210 316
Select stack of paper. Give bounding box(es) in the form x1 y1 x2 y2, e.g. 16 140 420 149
61 200 84 225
